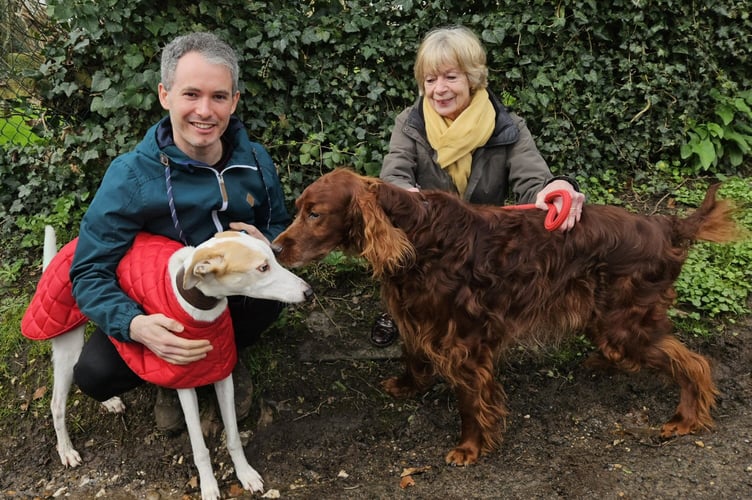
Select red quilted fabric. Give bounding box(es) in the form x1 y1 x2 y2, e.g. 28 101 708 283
21 233 237 389
21 238 86 340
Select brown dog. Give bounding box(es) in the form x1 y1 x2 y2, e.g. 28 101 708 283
272 168 741 466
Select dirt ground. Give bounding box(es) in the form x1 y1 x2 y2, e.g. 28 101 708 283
1 268 751 500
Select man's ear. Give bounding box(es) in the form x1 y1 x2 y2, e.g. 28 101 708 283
157 82 170 110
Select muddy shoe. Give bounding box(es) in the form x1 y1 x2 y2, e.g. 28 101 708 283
154 387 185 434
233 360 254 422
371 313 399 347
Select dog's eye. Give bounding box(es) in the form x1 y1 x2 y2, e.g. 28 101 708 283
258 263 270 273
308 211 320 219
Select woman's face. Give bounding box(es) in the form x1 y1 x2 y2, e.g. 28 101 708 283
423 65 471 121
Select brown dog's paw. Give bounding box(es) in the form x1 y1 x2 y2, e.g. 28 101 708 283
380 376 418 399
582 351 616 371
660 416 696 438
445 445 480 466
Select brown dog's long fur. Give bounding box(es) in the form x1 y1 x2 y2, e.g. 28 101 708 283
272 168 741 466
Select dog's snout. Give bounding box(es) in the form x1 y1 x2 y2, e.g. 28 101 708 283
303 285 314 301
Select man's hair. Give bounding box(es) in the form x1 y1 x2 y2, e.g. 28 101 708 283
414 26 488 95
160 32 240 93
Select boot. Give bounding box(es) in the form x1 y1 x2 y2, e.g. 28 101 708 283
233 359 254 422
370 313 399 347
154 386 185 434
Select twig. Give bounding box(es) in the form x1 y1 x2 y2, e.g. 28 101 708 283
292 398 330 421
650 178 690 215
630 98 652 124
311 292 343 334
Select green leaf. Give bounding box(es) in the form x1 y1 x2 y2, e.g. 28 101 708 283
124 52 145 69
90 72 112 93
694 139 717 169
706 123 724 138
724 130 751 154
715 104 734 125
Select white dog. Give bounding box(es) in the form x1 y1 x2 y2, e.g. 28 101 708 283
22 227 312 499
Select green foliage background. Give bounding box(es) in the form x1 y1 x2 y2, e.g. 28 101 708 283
3 0 750 220
1 0 750 324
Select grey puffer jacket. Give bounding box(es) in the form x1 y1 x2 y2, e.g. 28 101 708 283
380 90 554 205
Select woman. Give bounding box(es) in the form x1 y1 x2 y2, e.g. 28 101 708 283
373 25 586 347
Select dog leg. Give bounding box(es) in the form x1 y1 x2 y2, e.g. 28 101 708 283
177 388 220 500
652 336 717 437
100 396 126 413
444 347 507 466
593 315 717 437
50 330 85 467
214 375 264 493
50 329 125 468
381 350 436 399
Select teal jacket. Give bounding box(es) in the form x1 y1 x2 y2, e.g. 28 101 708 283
70 116 290 341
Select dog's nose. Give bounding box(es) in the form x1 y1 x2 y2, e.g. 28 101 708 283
304 286 314 301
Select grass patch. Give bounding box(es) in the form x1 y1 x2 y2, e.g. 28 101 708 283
671 177 752 332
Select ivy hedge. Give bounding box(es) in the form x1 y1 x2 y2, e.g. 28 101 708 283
2 0 751 234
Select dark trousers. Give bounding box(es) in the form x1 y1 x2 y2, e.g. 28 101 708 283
72 297 284 402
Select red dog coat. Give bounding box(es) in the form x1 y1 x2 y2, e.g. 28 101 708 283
21 233 237 389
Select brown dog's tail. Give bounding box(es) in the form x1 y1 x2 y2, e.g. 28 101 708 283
676 183 744 244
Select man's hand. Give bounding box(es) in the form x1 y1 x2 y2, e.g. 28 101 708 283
129 314 212 365
536 179 586 232
229 222 269 245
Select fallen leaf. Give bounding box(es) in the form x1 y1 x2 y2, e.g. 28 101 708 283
400 465 431 477
228 483 246 496
32 386 47 400
399 475 415 489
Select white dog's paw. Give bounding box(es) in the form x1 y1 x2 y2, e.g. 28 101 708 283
101 396 125 413
236 463 264 493
57 445 82 468
199 476 221 500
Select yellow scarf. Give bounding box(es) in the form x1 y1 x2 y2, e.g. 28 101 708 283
423 88 496 196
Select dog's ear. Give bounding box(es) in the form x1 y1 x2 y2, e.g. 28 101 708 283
352 182 415 277
183 254 226 289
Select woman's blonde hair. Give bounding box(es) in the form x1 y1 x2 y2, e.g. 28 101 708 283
413 26 489 95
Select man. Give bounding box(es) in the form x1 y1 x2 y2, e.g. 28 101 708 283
70 32 289 432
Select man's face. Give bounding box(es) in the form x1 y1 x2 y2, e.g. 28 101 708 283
158 51 240 165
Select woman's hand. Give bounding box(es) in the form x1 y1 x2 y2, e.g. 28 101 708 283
536 180 586 232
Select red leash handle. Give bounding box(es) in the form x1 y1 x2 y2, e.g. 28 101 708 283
504 189 573 232
542 189 572 231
